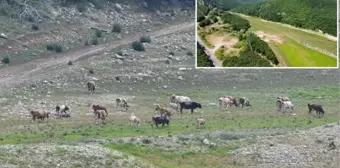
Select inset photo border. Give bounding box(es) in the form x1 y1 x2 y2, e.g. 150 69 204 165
195 0 339 69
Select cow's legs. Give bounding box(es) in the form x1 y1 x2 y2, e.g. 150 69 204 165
191 109 194 114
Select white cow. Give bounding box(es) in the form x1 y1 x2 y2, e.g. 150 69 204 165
129 113 140 127
218 97 234 109
170 94 191 104
169 102 179 112
277 100 294 113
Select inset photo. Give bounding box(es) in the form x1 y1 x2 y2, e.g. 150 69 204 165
196 0 338 68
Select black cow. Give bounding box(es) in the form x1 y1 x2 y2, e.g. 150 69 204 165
179 102 202 114
239 97 251 108
56 105 70 114
308 103 325 118
151 115 170 128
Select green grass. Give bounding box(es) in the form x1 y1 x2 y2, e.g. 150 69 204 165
215 48 225 60
237 14 337 56
0 113 338 145
104 142 242 168
198 31 214 49
277 38 337 67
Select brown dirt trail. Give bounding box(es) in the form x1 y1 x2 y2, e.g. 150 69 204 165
0 22 195 92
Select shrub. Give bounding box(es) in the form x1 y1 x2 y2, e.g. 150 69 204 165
95 30 102 38
46 44 55 51
89 69 94 74
131 41 145 51
84 40 89 46
1 56 10 64
91 38 99 45
77 3 87 12
31 24 39 31
68 60 73 65
186 51 194 56
117 51 123 56
169 51 175 56
139 36 151 43
112 23 121 33
54 44 63 53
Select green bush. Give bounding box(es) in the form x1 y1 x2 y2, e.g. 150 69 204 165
68 60 73 65
54 44 63 53
132 41 145 51
1 56 10 64
186 51 194 56
112 23 121 33
89 69 94 74
84 40 89 46
197 43 214 67
95 30 103 38
46 44 55 51
77 3 87 12
91 38 99 45
139 36 151 43
31 24 39 31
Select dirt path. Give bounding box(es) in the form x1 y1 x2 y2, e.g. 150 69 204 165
0 22 195 92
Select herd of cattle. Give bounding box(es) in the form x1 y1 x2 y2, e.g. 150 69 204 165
27 81 326 128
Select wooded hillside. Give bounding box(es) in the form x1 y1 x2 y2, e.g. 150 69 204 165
231 0 336 36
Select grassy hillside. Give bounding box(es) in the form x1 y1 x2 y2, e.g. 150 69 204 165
231 0 337 36
237 14 337 67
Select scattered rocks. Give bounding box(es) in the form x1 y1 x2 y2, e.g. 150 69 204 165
0 33 7 39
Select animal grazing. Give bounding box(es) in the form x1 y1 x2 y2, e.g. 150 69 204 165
155 105 172 118
87 81 95 94
307 103 325 118
196 118 206 128
129 113 141 127
29 108 50 121
170 94 191 104
169 102 179 112
92 105 108 117
151 115 170 128
179 101 202 114
218 97 234 109
116 98 129 110
277 96 290 102
239 97 251 108
276 96 291 112
55 105 70 117
276 99 294 113
93 109 107 124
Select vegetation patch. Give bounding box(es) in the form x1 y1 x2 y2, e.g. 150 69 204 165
197 43 214 67
277 38 336 67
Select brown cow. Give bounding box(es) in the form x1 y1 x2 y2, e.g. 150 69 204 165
29 109 50 121
92 105 108 117
93 109 107 124
87 81 95 94
155 105 172 118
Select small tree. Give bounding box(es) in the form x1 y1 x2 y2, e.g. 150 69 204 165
46 44 55 51
68 60 73 65
1 56 10 64
132 41 145 51
91 38 99 45
112 23 121 33
95 30 102 38
55 44 63 53
89 69 94 74
31 24 40 31
139 36 151 43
